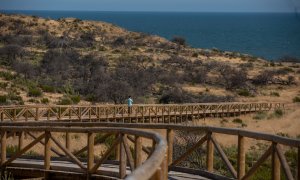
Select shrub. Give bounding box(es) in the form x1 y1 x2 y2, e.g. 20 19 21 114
28 98 40 103
0 95 7 104
270 92 280 97
0 72 16 81
57 97 73 105
171 36 186 46
253 111 267 120
274 109 284 117
293 96 300 103
237 89 252 97
41 98 49 104
41 85 55 93
232 118 243 124
6 145 18 155
28 87 42 97
0 82 8 89
70 95 80 104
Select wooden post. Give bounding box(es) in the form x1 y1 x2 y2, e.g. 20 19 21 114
115 134 120 161
44 131 51 179
167 129 174 165
66 132 71 151
237 135 245 179
36 107 39 121
272 143 280 180
296 147 300 180
135 136 142 168
18 131 24 151
1 131 7 165
120 134 127 179
87 132 94 176
206 132 214 172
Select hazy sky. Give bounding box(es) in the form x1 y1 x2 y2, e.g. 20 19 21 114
0 0 297 12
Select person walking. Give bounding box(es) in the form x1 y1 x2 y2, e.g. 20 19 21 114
127 96 133 114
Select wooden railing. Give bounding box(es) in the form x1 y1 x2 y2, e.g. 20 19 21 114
0 102 284 122
2 122 298 180
0 125 167 180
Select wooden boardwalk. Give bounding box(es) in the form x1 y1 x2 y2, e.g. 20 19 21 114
0 102 284 122
1 102 297 180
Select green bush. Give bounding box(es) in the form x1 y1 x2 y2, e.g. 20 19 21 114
28 87 42 97
0 95 7 104
270 92 280 97
57 97 73 105
70 95 80 104
253 111 267 120
0 82 8 89
274 109 284 117
6 145 18 155
28 98 40 103
0 72 17 80
293 96 300 103
232 118 243 124
40 85 55 93
7 91 22 102
237 89 251 97
41 98 49 104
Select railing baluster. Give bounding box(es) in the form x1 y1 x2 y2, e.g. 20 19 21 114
272 143 281 180
207 132 214 172
237 135 245 179
44 131 51 179
135 136 142 168
1 131 7 165
120 133 127 178
18 131 24 151
167 129 174 165
87 132 94 176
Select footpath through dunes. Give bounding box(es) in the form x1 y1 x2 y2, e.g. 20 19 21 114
0 102 299 180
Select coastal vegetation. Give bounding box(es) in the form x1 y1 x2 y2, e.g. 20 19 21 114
0 13 299 106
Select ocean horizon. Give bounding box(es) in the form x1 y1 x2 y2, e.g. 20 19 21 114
1 10 300 60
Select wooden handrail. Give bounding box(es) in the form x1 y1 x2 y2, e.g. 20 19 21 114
0 126 167 180
0 102 284 122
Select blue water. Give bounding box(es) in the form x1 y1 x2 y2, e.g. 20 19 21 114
1 10 300 60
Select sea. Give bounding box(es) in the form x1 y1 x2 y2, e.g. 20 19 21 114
1 10 300 61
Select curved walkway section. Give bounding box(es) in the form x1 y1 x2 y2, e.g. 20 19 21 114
1 122 299 180
0 126 167 180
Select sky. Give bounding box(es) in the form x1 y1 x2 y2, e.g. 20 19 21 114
0 0 298 13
